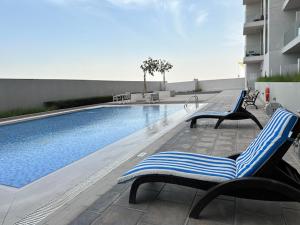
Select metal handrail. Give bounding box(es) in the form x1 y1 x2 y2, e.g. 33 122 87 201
184 94 199 112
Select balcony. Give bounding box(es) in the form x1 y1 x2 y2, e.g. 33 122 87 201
244 45 264 64
243 0 261 5
283 0 300 11
244 55 264 64
282 19 300 53
243 14 264 35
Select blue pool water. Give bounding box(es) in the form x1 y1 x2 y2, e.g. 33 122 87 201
0 104 183 188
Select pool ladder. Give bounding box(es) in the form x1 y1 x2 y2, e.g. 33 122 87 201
184 94 200 112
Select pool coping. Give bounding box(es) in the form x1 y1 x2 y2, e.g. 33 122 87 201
0 103 206 225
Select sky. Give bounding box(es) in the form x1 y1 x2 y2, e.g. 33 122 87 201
0 0 245 82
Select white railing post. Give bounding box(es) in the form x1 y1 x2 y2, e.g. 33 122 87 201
280 65 282 76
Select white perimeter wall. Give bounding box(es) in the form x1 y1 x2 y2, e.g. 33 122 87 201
166 81 197 92
0 79 161 111
167 78 245 92
255 82 300 113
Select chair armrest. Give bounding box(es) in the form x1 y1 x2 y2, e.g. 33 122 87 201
228 153 241 160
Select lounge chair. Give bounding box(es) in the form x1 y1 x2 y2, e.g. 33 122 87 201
123 92 131 103
113 94 121 102
244 90 260 109
118 108 300 219
113 92 131 104
147 92 159 103
186 90 263 129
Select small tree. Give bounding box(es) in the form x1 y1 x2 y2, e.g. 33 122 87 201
158 59 173 91
140 57 159 94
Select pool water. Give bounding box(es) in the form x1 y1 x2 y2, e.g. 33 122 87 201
0 104 183 188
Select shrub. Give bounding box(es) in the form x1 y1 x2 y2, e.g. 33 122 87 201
257 73 300 82
0 107 53 119
44 96 113 109
0 96 113 119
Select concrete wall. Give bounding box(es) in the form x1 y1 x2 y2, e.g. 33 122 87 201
246 63 262 88
166 78 245 92
198 78 246 92
166 81 196 92
0 79 161 111
255 82 300 113
265 0 300 75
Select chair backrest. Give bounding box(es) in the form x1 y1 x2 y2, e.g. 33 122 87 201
253 90 260 101
236 108 298 178
152 93 159 101
231 90 246 112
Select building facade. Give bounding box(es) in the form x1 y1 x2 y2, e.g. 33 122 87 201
243 0 300 88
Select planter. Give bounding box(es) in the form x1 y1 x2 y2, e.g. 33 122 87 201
131 93 144 102
255 82 300 113
158 91 171 99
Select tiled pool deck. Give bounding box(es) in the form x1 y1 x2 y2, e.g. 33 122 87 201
40 90 300 225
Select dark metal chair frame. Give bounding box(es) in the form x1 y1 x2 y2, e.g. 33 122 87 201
128 119 300 219
186 91 263 129
244 90 260 109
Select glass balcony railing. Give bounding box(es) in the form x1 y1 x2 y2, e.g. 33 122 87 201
245 45 263 57
282 63 299 74
284 14 300 46
270 63 299 76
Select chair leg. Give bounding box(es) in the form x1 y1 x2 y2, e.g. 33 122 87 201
190 119 197 128
190 184 224 219
249 114 263 129
214 118 224 129
189 177 300 219
129 178 145 204
129 176 161 204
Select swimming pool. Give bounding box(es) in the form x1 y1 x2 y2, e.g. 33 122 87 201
0 104 184 188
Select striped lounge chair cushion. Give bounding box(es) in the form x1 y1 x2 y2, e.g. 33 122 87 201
236 108 298 177
118 151 236 183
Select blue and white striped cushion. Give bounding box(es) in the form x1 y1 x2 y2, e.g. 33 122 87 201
231 90 245 112
236 108 298 177
118 151 236 183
